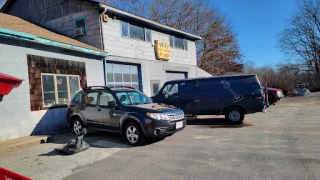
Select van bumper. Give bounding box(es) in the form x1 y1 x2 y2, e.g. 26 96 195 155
144 118 187 137
246 103 266 114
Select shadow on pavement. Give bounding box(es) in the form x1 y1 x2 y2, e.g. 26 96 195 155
186 117 253 128
38 128 165 156
38 150 69 157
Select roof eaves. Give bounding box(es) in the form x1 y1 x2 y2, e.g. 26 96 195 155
0 28 108 57
100 4 202 40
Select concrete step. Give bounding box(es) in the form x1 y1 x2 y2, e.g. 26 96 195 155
0 136 50 156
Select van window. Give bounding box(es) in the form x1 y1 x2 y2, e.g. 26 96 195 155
162 83 179 95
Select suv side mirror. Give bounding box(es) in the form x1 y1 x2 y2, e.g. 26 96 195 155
108 100 117 107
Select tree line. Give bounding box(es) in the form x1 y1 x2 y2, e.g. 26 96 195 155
243 61 317 94
277 0 320 91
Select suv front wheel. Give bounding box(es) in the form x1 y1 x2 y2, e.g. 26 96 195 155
124 122 145 146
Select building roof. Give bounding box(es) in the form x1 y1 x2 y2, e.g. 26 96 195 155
0 13 107 57
99 4 202 41
1 0 201 41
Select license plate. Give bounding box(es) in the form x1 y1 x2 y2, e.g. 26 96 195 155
176 121 183 129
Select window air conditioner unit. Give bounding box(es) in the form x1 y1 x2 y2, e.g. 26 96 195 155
74 28 84 36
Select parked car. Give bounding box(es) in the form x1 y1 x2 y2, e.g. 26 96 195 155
261 86 284 105
151 75 266 124
67 86 186 146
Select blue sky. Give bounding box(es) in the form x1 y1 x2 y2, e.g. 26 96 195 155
215 0 297 67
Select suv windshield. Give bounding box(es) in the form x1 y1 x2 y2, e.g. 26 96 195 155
115 91 152 105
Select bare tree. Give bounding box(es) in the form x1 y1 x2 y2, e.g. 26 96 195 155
278 0 320 88
198 13 243 75
242 61 312 93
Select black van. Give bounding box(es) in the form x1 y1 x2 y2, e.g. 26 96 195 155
151 75 265 124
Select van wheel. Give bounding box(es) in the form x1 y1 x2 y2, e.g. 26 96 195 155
225 108 244 124
124 122 145 146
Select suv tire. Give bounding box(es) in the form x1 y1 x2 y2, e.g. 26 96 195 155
225 107 244 124
73 117 84 135
124 122 145 146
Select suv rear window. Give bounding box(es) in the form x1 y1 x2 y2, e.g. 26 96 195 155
72 92 85 103
85 92 98 105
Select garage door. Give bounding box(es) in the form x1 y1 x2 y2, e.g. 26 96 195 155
166 71 187 81
106 63 140 90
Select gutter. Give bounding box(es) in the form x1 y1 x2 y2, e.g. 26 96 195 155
99 5 107 51
0 28 108 57
99 4 202 40
98 5 108 86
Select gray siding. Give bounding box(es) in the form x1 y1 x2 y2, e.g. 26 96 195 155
5 0 103 49
45 9 102 49
5 0 94 22
0 40 105 141
102 17 197 66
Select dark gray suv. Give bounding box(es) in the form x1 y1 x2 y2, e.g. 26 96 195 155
67 86 186 146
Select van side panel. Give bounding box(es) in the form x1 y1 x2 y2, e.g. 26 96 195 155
153 75 265 115
179 76 264 115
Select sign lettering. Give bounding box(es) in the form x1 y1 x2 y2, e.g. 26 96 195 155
155 40 170 61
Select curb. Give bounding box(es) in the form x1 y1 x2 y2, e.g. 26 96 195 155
0 136 51 156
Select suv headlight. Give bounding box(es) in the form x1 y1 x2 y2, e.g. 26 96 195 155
146 113 169 120
181 111 185 117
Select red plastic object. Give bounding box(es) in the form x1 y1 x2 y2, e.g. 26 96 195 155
0 167 32 180
0 73 24 96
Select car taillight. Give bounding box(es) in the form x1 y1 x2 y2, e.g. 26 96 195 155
256 97 262 101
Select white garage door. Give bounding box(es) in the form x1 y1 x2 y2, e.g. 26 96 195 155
106 63 140 90
166 72 187 81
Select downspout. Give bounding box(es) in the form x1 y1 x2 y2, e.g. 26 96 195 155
99 4 108 86
99 3 107 51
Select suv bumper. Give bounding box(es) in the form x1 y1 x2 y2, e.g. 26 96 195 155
145 118 187 137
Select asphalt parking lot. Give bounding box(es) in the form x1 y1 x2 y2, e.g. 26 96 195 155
63 93 320 180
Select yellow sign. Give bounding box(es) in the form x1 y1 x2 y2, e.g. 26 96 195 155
155 40 170 60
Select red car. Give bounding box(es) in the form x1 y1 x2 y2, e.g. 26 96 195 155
262 86 284 105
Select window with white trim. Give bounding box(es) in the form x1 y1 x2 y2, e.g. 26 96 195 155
121 21 152 42
169 35 188 50
41 74 80 107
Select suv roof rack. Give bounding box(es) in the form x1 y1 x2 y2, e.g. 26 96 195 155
83 86 111 90
114 86 135 89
